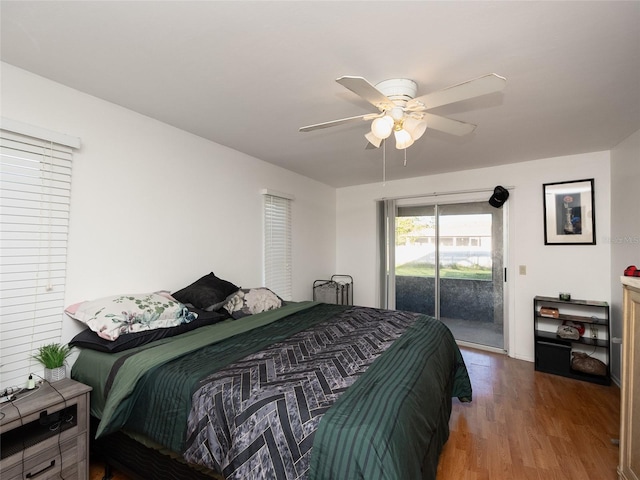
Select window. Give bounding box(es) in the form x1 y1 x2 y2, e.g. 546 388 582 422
262 190 293 301
0 120 79 389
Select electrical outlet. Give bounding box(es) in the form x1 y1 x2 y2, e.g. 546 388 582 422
590 325 598 340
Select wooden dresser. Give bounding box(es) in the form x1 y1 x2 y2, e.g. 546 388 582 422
0 378 91 480
619 276 640 480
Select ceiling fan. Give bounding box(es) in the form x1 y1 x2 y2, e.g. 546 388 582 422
299 73 506 150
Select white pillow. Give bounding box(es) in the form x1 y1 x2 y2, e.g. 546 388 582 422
65 293 196 341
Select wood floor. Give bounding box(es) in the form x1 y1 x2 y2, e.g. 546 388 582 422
436 348 620 480
90 347 621 480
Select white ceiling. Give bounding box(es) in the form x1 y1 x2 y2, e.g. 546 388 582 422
1 1 639 188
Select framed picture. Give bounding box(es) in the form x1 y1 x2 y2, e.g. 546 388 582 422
543 178 595 245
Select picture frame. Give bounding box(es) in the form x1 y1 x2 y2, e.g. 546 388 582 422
543 178 595 245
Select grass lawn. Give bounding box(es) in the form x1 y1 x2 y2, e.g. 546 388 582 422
395 263 492 280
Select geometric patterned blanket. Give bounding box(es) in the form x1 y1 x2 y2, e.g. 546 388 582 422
182 306 419 480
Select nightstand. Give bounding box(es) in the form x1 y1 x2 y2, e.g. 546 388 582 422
619 277 640 480
0 378 91 480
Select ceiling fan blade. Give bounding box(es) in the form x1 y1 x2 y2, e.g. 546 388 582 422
299 113 378 132
423 113 477 136
336 76 395 111
406 73 506 111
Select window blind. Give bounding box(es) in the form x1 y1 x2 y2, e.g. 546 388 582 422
263 192 292 301
0 128 75 389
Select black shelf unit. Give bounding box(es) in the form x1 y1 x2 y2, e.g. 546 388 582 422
533 295 610 385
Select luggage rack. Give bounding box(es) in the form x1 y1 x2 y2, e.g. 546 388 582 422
313 275 353 305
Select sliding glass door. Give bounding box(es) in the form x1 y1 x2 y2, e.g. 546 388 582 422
382 199 505 350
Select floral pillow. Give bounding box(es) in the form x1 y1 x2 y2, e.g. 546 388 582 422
223 288 283 319
65 293 197 341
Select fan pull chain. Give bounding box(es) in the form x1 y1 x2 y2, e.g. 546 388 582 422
382 139 386 186
403 149 407 167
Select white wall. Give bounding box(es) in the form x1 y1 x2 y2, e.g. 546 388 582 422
2 60 626 383
610 128 640 384
336 151 611 364
1 63 337 348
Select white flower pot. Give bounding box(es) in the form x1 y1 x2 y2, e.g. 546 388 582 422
44 366 66 383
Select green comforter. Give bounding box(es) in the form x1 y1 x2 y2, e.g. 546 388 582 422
72 302 471 479
72 301 321 439
309 309 469 479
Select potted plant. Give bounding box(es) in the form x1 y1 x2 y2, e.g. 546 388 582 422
33 343 72 382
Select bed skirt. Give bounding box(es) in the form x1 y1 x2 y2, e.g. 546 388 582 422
90 417 222 480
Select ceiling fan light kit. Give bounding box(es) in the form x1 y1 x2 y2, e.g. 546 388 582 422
369 115 427 150
364 131 383 148
394 127 414 150
403 116 428 140
300 73 506 151
371 115 394 139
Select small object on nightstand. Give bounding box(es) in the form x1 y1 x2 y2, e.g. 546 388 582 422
559 292 571 301
27 374 35 390
623 265 640 277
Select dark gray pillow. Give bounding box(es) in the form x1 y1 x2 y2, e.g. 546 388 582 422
171 272 239 311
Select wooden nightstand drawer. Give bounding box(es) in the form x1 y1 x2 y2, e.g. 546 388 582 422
2 435 84 480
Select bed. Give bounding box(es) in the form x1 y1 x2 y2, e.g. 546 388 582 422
69 276 471 480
